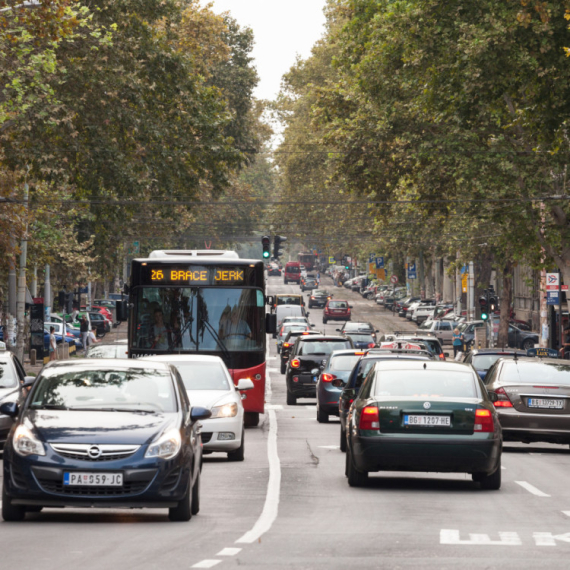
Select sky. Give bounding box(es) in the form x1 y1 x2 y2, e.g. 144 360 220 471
209 0 327 101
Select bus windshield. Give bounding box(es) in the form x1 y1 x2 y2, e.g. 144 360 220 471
134 287 264 353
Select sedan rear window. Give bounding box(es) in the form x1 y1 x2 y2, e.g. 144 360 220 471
374 370 477 398
347 334 374 344
299 340 352 355
330 354 362 371
174 362 230 391
499 361 570 385
329 301 347 309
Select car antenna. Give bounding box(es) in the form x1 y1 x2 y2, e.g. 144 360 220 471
514 351 518 362
423 362 426 369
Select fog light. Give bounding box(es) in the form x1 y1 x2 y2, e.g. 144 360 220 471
217 432 235 441
293 376 299 383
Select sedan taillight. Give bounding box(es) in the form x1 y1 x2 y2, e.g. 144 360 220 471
474 409 494 432
359 406 380 430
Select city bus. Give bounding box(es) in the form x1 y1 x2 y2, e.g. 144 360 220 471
128 250 272 426
297 252 316 271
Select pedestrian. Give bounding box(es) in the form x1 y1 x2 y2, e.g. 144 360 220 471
89 327 101 345
452 327 464 360
80 315 89 351
49 326 57 361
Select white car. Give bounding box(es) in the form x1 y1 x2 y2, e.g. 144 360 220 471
146 355 253 461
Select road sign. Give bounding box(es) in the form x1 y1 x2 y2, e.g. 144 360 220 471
390 275 399 284
462 273 468 293
547 290 560 305
407 263 417 280
375 256 384 269
329 256 335 264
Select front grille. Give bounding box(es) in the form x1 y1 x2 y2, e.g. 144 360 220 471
201 432 213 444
37 479 148 496
51 443 140 462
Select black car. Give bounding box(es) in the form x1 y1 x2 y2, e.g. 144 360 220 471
338 352 431 451
397 296 422 317
280 330 322 374
89 312 111 335
308 290 332 308
1 359 211 522
301 279 318 292
285 335 354 405
463 348 529 381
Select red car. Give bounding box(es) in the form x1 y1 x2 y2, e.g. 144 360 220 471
81 305 113 322
323 300 352 324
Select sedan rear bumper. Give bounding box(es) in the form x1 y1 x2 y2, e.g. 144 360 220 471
351 435 501 475
498 409 570 444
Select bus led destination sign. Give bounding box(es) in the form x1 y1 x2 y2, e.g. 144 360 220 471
147 265 246 285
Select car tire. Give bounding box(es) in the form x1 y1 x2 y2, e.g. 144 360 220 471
522 339 534 350
476 460 501 490
2 485 26 522
277 346 281 354
191 468 200 515
317 406 329 423
340 426 347 452
284 279 288 284
346 448 368 487
244 412 259 427
228 427 245 462
280 362 286 374
286 391 296 406
169 479 193 521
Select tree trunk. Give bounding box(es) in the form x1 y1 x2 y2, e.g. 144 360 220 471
474 250 494 320
498 261 513 348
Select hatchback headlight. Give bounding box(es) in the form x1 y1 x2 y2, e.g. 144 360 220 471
145 428 181 460
13 424 46 457
210 403 238 419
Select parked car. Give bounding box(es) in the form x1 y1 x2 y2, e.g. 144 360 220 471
43 323 83 349
323 300 352 324
285 335 353 405
316 350 364 423
1 358 211 521
344 360 502 489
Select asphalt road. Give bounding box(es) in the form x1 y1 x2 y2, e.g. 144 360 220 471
2 275 570 569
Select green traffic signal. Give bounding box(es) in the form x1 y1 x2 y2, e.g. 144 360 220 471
263 251 270 258
481 312 489 321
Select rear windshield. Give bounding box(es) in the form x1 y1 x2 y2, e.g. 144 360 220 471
374 370 477 398
343 322 371 332
347 334 374 343
497 361 570 385
314 290 329 296
174 362 230 391
286 266 300 274
472 354 515 372
330 354 362 371
0 359 18 389
329 301 347 309
277 296 301 305
299 340 352 355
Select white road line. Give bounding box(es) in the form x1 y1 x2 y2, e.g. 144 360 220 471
217 548 241 556
515 481 550 497
236 348 281 544
266 404 283 410
501 466 506 470
562 511 570 517
318 445 340 450
191 561 221 569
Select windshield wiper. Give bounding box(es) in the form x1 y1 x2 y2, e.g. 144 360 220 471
31 404 69 410
69 407 158 414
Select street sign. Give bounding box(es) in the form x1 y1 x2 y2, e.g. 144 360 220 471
329 256 335 264
546 272 559 291
462 274 468 293
527 347 558 358
460 264 468 275
547 290 560 305
407 263 417 280
390 275 399 284
375 256 384 269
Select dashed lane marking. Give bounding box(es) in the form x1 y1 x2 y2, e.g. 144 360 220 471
563 511 570 517
318 445 340 450
191 560 221 568
440 530 521 545
217 548 241 556
515 481 550 497
266 404 283 410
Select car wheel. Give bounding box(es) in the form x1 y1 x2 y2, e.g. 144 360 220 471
346 448 368 487
277 346 281 354
284 279 288 284
2 483 26 522
340 426 347 452
191 468 200 515
244 412 259 427
168 479 193 521
286 391 296 405
280 362 286 375
522 339 534 350
228 427 245 462
317 406 329 423
475 460 501 490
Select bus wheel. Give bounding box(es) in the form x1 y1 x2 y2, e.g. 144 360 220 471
244 412 259 427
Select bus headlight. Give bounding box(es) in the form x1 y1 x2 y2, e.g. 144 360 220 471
210 403 238 418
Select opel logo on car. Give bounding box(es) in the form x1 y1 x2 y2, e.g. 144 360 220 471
88 445 102 459
423 402 431 410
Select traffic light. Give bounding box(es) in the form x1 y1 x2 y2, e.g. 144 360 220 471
261 236 271 259
65 292 74 314
273 235 287 258
489 294 497 313
58 290 66 310
479 290 489 321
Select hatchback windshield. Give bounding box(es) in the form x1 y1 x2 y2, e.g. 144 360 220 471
497 361 570 385
330 354 362 371
374 370 477 398
277 296 302 306
173 362 230 391
299 340 352 355
30 366 176 412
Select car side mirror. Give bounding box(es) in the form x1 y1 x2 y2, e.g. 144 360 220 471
22 376 36 388
487 391 499 403
190 406 212 422
349 305 353 309
236 378 254 391
310 324 315 328
375 329 379 333
336 328 341 332
0 402 18 417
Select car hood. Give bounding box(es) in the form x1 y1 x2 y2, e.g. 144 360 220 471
0 386 20 403
27 410 175 445
186 390 235 410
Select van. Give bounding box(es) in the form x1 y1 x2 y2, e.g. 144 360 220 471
284 262 301 284
274 304 308 338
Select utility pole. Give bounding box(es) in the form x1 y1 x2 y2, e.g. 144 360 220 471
455 254 462 318
468 261 475 321
31 265 37 297
44 264 51 320
15 176 29 362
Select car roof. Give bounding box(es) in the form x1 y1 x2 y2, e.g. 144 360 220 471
298 335 349 342
43 358 171 371
330 349 365 356
144 354 224 364
500 357 569 367
471 348 526 356
372 360 472 372
359 354 430 363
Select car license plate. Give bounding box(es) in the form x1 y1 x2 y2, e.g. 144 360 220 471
527 398 565 410
64 472 123 486
404 415 451 426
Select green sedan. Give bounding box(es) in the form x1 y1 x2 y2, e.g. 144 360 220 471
345 360 502 489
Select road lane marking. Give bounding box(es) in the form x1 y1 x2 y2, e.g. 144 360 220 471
266 404 283 410
192 561 221 568
318 445 340 450
236 347 281 544
217 548 241 556
533 532 570 546
563 511 570 517
515 481 550 497
501 466 506 470
440 530 521 545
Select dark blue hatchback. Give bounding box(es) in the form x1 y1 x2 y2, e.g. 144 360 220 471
1 359 210 522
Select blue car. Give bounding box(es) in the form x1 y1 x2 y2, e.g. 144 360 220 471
1 358 211 522
316 349 365 423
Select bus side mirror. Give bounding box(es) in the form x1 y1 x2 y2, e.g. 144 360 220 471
266 295 275 306
266 313 277 335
